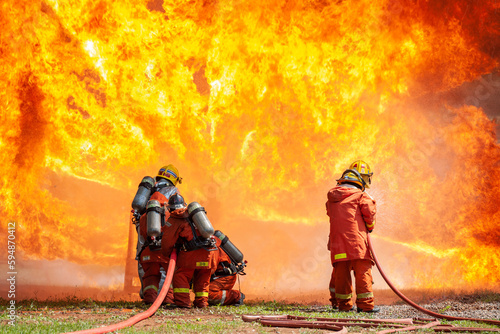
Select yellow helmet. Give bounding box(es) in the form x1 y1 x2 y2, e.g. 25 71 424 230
349 160 373 188
336 169 366 191
156 164 183 185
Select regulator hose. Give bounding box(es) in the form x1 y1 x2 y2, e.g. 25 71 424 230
63 249 178 334
367 235 500 326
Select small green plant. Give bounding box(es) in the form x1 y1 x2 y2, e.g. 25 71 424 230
439 305 451 312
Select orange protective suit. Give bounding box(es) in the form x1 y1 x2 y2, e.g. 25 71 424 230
139 207 173 304
327 235 338 308
326 185 376 311
172 224 217 308
139 195 187 305
328 267 337 308
208 242 242 306
160 208 189 259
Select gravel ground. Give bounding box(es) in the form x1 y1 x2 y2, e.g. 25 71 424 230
3 298 499 333
374 300 500 321
293 290 500 322
298 297 500 322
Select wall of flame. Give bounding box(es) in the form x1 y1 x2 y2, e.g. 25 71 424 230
0 0 499 293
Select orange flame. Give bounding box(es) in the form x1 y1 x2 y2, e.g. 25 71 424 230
0 0 499 293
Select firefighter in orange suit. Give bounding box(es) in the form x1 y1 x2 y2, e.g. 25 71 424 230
208 237 245 306
140 191 190 304
138 191 173 304
326 161 379 313
160 194 190 261
135 164 182 302
172 210 218 308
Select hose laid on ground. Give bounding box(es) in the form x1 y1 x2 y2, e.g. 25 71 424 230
63 249 178 334
242 314 443 333
242 234 500 332
243 314 500 332
367 235 500 326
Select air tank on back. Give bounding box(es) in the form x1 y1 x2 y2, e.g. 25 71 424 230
146 200 162 237
187 202 214 239
131 176 155 213
214 230 244 264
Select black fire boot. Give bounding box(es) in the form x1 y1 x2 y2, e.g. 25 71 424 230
357 306 380 313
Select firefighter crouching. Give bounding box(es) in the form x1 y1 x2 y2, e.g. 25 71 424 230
131 164 183 301
326 162 379 313
208 231 247 306
135 193 191 305
171 202 218 308
138 196 174 304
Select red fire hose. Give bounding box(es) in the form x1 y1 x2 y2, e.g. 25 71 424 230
62 249 177 334
244 235 500 332
367 235 500 326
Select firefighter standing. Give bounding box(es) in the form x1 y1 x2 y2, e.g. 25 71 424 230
132 164 183 302
208 234 246 306
326 160 379 313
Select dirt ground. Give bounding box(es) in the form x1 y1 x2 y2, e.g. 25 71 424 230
6 288 500 333
12 302 500 333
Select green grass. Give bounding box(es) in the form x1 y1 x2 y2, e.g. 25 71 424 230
1 297 499 333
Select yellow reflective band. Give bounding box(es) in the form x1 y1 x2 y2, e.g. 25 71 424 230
195 292 209 297
357 292 374 299
173 288 190 293
143 285 158 292
335 293 352 300
196 262 209 267
334 253 347 260
366 221 375 228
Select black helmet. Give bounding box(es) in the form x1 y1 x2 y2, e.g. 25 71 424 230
168 193 186 211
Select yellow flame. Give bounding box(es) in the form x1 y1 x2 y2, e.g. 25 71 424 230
0 0 498 290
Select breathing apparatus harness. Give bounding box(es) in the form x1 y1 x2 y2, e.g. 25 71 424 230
132 179 179 256
151 180 175 199
136 234 163 259
136 203 167 258
178 206 217 252
131 180 173 227
338 168 366 191
138 178 154 193
145 203 167 251
211 260 247 282
131 209 141 227
210 264 246 282
210 231 247 281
